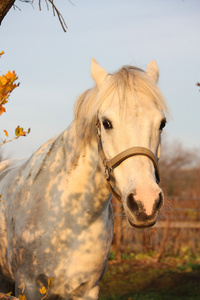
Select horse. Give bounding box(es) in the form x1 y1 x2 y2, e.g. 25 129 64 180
0 58 168 300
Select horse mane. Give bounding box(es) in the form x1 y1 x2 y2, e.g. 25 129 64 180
0 159 26 179
74 65 168 152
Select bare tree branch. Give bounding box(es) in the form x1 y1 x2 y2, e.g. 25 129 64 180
0 0 68 32
43 0 68 32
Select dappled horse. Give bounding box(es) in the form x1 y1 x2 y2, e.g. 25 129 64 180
0 59 168 299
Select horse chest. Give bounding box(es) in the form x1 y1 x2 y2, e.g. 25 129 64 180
47 212 113 296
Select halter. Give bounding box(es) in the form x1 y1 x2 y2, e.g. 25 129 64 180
96 119 160 202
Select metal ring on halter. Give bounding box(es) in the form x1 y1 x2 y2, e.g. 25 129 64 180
104 161 111 181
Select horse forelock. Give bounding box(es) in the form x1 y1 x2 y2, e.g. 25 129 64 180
73 65 169 152
113 65 168 114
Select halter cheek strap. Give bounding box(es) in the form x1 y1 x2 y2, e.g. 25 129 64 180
96 120 160 202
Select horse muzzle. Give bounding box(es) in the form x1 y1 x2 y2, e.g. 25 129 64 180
124 191 164 228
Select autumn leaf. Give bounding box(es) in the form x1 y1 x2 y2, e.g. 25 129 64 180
48 277 53 287
19 295 27 300
0 104 6 115
4 129 8 137
0 126 30 147
0 62 19 114
1 75 8 86
5 70 18 85
15 126 22 136
5 70 15 78
15 126 26 137
15 126 31 137
39 286 47 295
6 292 12 296
0 52 30 147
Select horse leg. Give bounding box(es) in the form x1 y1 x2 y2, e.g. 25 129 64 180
73 284 99 300
69 281 99 300
0 275 15 295
15 282 40 300
14 273 40 300
85 284 99 300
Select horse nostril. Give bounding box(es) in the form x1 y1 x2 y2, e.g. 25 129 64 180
155 192 163 210
127 193 139 215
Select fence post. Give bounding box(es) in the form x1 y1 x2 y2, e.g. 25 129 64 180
156 216 170 262
114 200 122 262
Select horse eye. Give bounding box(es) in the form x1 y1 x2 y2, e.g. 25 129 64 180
103 119 113 130
159 119 166 132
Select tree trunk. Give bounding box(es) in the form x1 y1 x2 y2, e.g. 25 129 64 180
0 0 16 25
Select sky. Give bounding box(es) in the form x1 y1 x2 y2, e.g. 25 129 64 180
0 0 200 159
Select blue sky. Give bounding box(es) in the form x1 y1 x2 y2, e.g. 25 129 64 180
0 0 200 159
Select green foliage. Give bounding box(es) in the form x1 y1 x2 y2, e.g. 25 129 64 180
108 250 116 260
100 255 200 300
186 209 198 220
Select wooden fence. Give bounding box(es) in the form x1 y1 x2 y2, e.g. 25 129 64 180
111 197 200 259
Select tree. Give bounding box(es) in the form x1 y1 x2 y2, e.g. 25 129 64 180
0 0 67 32
0 51 30 148
0 0 15 25
159 137 200 197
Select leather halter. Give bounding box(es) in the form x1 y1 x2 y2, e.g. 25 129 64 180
96 119 160 202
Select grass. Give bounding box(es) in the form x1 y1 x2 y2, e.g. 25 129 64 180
99 252 200 300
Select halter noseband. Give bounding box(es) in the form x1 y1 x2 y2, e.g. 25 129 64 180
96 119 160 202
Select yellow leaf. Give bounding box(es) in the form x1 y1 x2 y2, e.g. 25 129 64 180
1 76 8 85
48 277 53 286
19 295 27 300
5 70 18 82
5 70 14 78
0 104 6 115
0 51 4 56
15 126 21 136
15 126 25 137
6 292 12 296
4 129 8 137
39 286 47 295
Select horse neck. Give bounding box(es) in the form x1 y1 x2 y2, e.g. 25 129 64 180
63 122 111 211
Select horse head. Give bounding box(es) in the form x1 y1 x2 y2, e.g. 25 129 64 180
91 58 167 228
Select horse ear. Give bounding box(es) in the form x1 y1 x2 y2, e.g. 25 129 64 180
146 60 159 83
91 58 108 88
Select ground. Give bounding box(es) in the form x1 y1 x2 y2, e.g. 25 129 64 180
0 253 199 300
99 254 200 300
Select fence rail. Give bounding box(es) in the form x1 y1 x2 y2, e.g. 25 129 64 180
155 221 200 228
112 196 200 256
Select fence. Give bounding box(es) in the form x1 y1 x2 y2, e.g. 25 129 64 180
111 197 200 259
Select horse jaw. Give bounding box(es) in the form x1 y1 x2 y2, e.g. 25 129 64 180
146 60 159 83
91 58 108 88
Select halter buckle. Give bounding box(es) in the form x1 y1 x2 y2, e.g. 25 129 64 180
104 160 111 181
